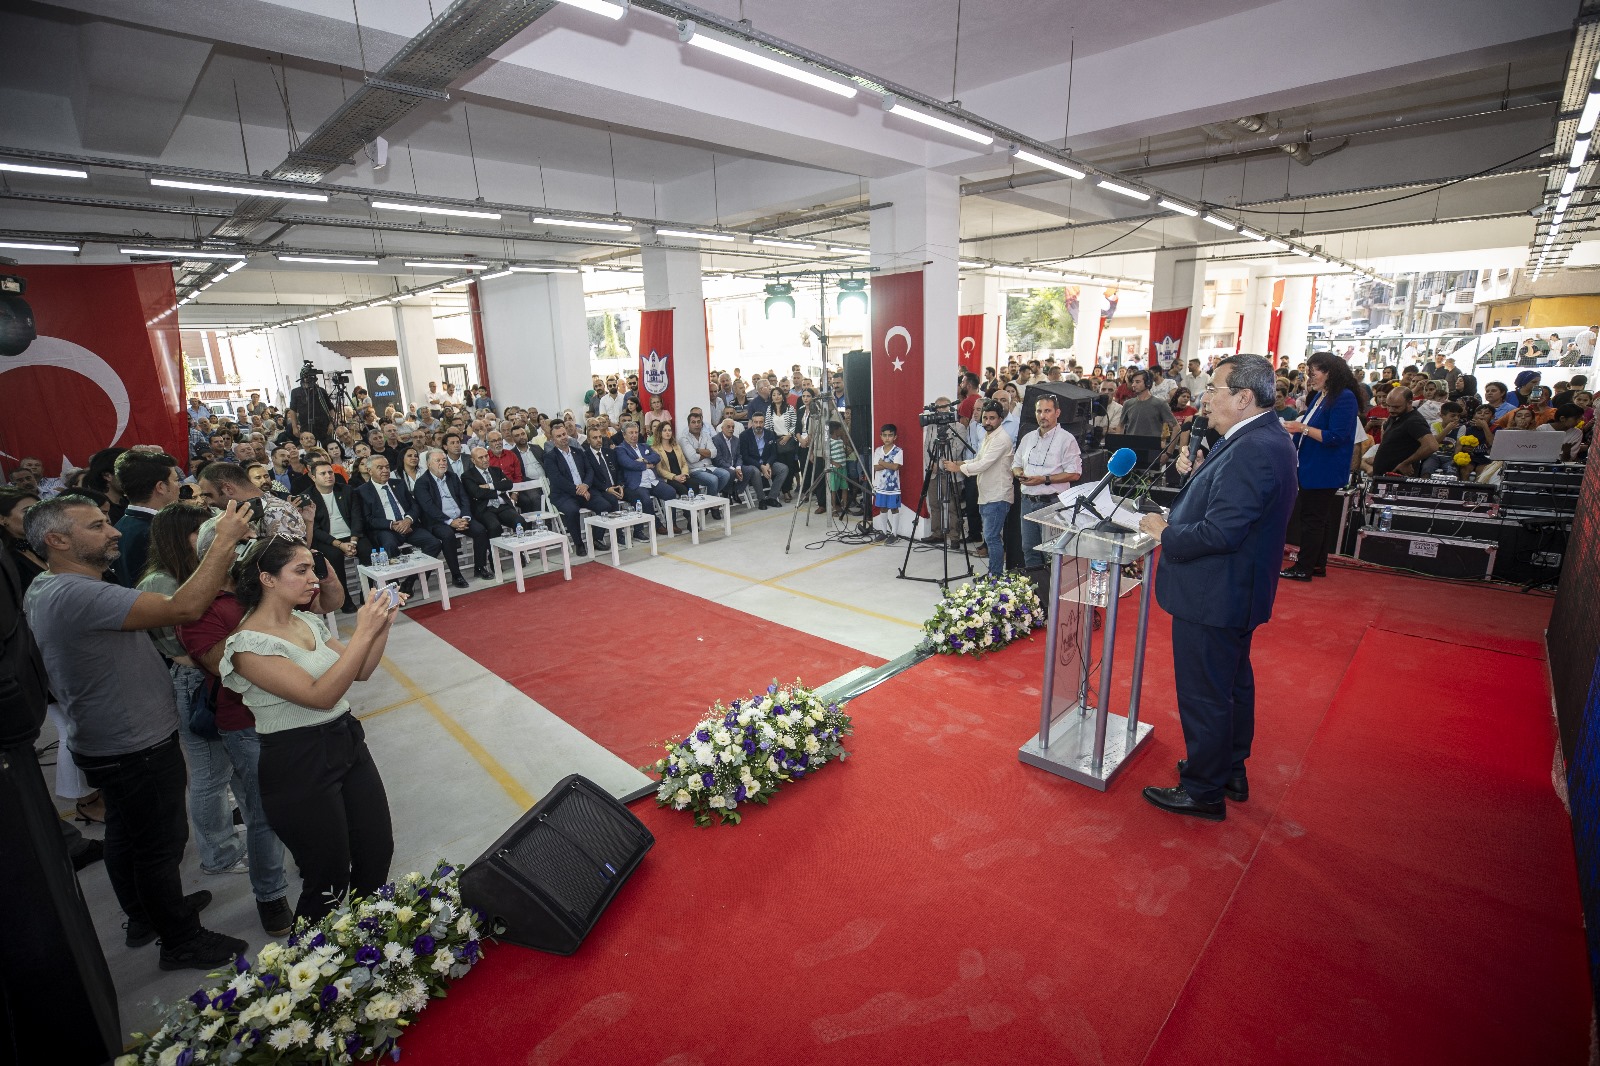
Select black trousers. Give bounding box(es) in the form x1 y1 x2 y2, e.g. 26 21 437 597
75 733 200 943
550 489 619 548
424 518 490 577
368 525 442 560
1171 617 1256 804
1290 486 1338 572
258 714 393 924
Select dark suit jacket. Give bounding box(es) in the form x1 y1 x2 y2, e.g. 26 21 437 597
412 471 476 530
1154 412 1298 631
542 445 590 498
461 464 514 512
352 478 417 534
112 509 154 587
613 441 662 491
309 483 363 555
711 432 743 471
739 429 777 466
580 444 620 490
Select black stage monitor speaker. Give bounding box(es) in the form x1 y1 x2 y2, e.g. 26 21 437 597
460 775 654 956
842 349 873 460
1020 381 1094 441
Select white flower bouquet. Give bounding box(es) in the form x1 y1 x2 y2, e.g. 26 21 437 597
921 572 1043 657
117 860 482 1065
645 680 853 827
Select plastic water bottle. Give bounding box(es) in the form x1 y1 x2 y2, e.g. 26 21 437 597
369 550 379 569
514 522 524 540
1378 506 1393 533
635 500 643 514
377 548 389 570
1088 559 1109 606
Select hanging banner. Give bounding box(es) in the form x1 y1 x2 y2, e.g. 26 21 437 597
0 264 184 477
957 313 984 376
871 269 925 512
1148 308 1189 370
1267 279 1286 362
638 308 675 423
1094 287 1120 363
1063 286 1081 326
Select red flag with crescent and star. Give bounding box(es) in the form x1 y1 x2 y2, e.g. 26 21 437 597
0 264 184 478
870 269 925 507
957 313 984 376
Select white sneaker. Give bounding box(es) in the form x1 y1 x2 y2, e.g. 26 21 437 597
202 851 249 876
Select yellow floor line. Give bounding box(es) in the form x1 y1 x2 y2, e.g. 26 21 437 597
657 549 922 629
379 655 536 810
761 581 923 629
354 695 420 721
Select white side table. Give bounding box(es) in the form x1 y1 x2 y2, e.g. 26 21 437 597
357 555 450 610
490 531 572 591
583 511 658 566
664 495 731 544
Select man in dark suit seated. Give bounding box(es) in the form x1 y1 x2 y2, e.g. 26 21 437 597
737 411 788 509
412 449 493 588
1136 354 1298 822
350 455 442 588
306 458 362 612
460 446 521 537
580 423 628 514
110 449 182 586
613 421 677 533
541 422 617 556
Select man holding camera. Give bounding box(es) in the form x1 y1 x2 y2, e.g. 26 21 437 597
286 363 335 444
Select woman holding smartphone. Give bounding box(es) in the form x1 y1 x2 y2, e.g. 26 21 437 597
220 535 402 923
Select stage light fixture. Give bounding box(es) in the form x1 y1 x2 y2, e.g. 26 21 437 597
371 200 501 220
532 216 633 232
150 177 328 202
679 22 857 99
836 277 868 315
764 281 796 319
1010 148 1085 180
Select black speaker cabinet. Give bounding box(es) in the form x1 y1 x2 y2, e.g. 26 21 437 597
460 775 654 956
841 349 874 462
1019 381 1094 440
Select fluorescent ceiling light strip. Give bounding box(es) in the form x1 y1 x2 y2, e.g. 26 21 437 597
959 260 988 268
1561 170 1579 195
750 238 817 249
1239 228 1265 240
532 216 633 232
226 260 248 272
120 246 247 260
1263 239 1288 250
1571 136 1592 170
1012 149 1085 180
1291 246 1312 257
1578 82 1600 136
480 270 514 281
150 177 327 202
277 255 379 265
684 30 857 99
0 162 89 179
1158 199 1199 216
1202 214 1236 231
554 0 627 19
885 102 993 145
371 200 501 220
0 239 80 252
1096 179 1150 201
404 261 488 270
508 266 581 273
657 228 736 242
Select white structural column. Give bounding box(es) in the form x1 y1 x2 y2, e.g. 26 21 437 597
392 302 442 411
959 271 1004 372
476 273 591 414
869 169 960 401
1277 277 1315 367
640 244 710 430
1150 249 1206 368
1242 265 1275 357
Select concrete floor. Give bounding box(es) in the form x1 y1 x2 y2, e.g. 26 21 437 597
41 496 966 1038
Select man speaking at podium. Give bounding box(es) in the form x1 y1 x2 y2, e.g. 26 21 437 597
1135 355 1297 821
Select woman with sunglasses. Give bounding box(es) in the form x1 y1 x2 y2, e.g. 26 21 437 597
220 536 401 924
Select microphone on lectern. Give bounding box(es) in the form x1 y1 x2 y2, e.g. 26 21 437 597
1069 447 1137 527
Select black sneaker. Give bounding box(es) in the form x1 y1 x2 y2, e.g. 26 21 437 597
257 897 294 937
125 890 213 948
159 927 249 972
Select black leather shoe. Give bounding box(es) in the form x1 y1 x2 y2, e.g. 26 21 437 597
399 577 418 597
1311 566 1327 577
1176 759 1249 802
1142 785 1226 821
474 566 495 580
451 576 470 590
1278 566 1313 581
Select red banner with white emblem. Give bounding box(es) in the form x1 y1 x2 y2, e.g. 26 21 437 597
957 313 984 376
871 269 925 507
1148 307 1189 370
637 309 675 425
0 264 184 478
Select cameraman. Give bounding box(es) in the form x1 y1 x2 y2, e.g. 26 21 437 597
287 363 335 444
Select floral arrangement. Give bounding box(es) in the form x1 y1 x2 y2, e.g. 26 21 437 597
645 681 852 827
118 861 482 1065
921 572 1043 657
1459 434 1480 449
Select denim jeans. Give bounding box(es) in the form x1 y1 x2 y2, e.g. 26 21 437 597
979 501 1011 578
689 467 730 496
75 733 201 942
220 726 290 903
172 664 246 874
1020 494 1055 570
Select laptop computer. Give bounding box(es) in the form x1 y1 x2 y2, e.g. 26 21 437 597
1487 428 1566 463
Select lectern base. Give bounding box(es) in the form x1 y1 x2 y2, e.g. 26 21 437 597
1019 711 1155 791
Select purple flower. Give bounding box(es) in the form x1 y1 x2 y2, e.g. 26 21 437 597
413 934 436 956
309 932 326 948
188 989 210 1008
249 1029 262 1047
759 740 772 751
175 1050 194 1066
462 939 481 962
735 785 748 802
320 984 339 1007
259 973 277 990
417 887 430 900
437 865 454 878
724 713 737 727
701 772 715 789
234 955 251 974
355 945 382 968
742 739 756 754
287 933 300 948
346 1035 364 1054
793 769 807 779
696 729 711 743
213 988 238 1011
359 917 382 933
767 683 778 694
378 883 396 900
797 753 810 767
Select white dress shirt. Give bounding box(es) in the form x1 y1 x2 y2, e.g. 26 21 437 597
1014 425 1083 497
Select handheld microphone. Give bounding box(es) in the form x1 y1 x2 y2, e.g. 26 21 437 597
1186 415 1209 471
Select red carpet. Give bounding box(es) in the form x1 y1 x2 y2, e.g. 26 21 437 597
393 570 1586 1065
406 566 883 767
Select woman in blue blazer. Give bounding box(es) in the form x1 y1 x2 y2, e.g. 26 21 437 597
1279 351 1360 580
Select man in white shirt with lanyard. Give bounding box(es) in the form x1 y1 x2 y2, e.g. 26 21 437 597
1012 393 1083 569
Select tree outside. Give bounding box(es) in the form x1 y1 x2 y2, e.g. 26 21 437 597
1006 288 1076 354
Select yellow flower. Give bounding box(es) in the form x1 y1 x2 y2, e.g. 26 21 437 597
1458 434 1479 448
1453 452 1472 467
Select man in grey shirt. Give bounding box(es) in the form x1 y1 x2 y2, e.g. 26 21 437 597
1120 368 1178 438
24 495 255 971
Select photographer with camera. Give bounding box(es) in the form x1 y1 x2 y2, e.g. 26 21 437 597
287 362 338 445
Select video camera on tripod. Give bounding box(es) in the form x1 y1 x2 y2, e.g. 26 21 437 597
918 402 959 428
298 359 350 388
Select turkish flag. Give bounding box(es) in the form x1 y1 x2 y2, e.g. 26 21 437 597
957 313 984 376
638 309 675 421
871 269 925 507
0 264 184 477
1148 307 1189 370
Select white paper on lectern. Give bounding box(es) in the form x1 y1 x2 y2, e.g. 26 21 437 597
1053 483 1149 533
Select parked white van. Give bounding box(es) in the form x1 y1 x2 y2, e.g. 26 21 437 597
1453 326 1597 395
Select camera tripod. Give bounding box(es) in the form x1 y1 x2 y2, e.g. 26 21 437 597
784 398 878 552
897 422 975 586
